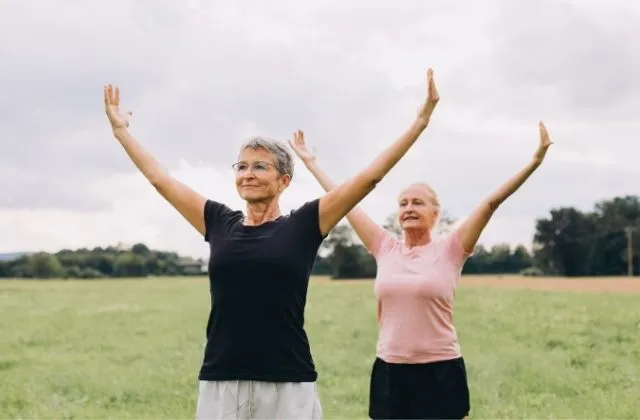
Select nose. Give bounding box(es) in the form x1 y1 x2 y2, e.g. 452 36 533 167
239 169 257 179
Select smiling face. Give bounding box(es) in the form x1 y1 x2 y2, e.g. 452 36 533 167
397 183 440 233
234 147 291 203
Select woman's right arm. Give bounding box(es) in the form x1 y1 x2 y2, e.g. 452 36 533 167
289 132 384 252
105 85 207 236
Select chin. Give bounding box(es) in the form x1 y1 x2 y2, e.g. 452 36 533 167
401 222 428 232
241 192 273 204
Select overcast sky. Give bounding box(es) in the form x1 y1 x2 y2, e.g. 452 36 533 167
1 0 638 258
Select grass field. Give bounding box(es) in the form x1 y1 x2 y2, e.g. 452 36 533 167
1 275 639 419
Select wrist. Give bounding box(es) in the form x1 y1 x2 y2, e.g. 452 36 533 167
112 126 128 135
528 159 543 171
415 116 430 128
303 158 317 167
112 126 129 142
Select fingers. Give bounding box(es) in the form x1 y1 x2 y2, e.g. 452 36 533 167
539 120 548 137
103 84 121 107
538 120 553 146
427 68 439 102
103 86 110 107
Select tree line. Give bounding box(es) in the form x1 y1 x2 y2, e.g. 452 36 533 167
0 243 206 279
1 195 637 280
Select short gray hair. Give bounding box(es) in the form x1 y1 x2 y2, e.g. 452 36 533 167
239 136 294 178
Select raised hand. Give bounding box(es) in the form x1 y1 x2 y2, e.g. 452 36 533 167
288 129 316 165
104 84 132 131
533 121 553 165
417 68 440 123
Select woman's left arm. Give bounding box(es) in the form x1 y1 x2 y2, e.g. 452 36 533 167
317 68 440 236
454 121 553 254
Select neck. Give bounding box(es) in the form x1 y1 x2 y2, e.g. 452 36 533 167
403 228 431 248
244 198 282 225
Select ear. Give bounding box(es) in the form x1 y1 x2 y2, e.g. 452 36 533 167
279 174 292 189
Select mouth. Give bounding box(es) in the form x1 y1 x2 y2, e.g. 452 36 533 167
402 215 419 222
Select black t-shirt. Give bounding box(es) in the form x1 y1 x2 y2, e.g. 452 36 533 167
198 198 326 382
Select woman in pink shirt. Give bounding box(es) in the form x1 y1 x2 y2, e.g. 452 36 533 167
290 119 553 419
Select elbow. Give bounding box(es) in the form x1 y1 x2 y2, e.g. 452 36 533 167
486 198 501 212
149 176 163 190
148 173 171 192
359 170 382 191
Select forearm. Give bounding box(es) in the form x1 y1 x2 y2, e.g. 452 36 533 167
112 127 208 234
112 127 171 187
305 159 383 250
304 160 339 192
487 159 541 208
359 118 429 185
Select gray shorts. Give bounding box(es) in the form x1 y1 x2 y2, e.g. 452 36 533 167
195 380 323 419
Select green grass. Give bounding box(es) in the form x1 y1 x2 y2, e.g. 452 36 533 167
1 277 639 419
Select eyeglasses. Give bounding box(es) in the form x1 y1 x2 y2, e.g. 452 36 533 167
232 161 276 173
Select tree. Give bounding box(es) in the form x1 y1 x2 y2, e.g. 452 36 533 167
533 195 640 276
383 213 402 238
113 253 148 277
319 223 377 279
132 243 151 256
511 245 534 272
533 207 597 276
29 253 65 278
434 210 456 237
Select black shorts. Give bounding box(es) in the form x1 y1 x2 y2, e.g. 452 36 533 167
368 356 470 419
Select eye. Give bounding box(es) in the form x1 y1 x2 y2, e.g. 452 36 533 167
254 162 270 171
234 163 248 172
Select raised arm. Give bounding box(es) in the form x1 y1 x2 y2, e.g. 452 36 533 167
103 84 207 236
289 132 383 251
455 121 553 253
310 68 440 237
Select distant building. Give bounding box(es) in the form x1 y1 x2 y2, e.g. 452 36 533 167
177 257 208 275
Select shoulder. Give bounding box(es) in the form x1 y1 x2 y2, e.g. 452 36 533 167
288 198 320 224
286 198 326 242
204 199 243 241
288 198 320 217
438 230 472 267
370 229 401 260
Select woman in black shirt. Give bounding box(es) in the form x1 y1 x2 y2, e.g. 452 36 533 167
102 68 440 419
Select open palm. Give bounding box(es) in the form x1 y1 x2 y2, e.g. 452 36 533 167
104 84 131 130
417 68 440 122
533 121 553 164
289 130 316 164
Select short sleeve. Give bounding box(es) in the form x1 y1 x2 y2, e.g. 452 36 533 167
442 230 473 268
203 199 239 242
289 199 326 246
370 229 398 260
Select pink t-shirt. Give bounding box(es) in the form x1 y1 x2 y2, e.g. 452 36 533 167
371 229 470 364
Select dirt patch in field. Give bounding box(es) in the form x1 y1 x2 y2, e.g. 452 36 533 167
459 275 640 294
312 275 640 294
